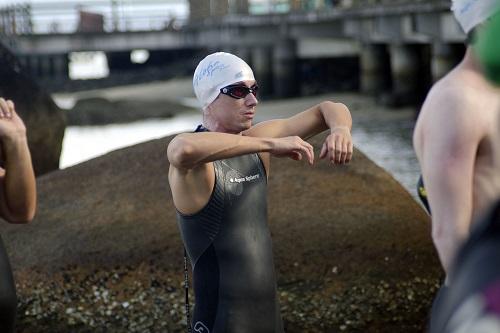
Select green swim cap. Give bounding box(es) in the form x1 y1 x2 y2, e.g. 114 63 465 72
475 12 500 85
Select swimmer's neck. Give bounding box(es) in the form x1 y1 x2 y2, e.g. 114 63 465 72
460 47 484 74
458 47 500 92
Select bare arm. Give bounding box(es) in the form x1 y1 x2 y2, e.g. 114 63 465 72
244 101 353 164
167 131 314 170
167 101 351 214
167 131 314 214
414 88 481 273
0 99 36 223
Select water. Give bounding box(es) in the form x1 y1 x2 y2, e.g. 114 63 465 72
60 112 201 168
351 111 419 198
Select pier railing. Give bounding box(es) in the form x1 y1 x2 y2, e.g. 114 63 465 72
0 4 32 50
0 4 32 35
0 1 188 35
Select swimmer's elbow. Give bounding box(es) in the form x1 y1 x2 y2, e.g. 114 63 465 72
431 231 456 273
431 224 461 255
167 136 197 169
319 101 347 114
8 216 33 224
431 218 454 241
3 208 35 224
431 228 445 246
319 101 352 127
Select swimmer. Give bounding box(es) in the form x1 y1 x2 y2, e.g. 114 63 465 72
167 52 353 332
0 97 36 332
413 0 500 330
429 10 500 333
413 0 500 278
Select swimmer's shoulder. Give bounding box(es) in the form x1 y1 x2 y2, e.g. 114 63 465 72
414 69 480 147
421 69 480 118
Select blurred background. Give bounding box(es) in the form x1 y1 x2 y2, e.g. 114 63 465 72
0 0 464 197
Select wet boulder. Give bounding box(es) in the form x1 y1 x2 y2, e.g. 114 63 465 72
0 133 441 332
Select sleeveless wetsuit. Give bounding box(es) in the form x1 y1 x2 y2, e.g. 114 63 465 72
176 126 284 333
0 235 17 333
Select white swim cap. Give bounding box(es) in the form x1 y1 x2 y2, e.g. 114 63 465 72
451 0 500 34
193 52 255 109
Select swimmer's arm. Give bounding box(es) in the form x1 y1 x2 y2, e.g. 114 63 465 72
244 101 353 164
0 107 36 224
417 90 480 274
167 132 314 170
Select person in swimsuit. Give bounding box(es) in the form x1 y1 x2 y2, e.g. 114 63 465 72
429 10 500 333
0 97 37 332
167 52 353 332
413 0 500 279
413 0 500 330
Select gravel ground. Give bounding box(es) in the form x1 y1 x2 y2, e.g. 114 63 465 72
15 263 440 333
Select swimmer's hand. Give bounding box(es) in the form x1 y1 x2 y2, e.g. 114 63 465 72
0 98 27 141
269 136 314 165
319 126 353 165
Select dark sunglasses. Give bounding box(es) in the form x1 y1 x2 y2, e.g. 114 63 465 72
220 84 259 99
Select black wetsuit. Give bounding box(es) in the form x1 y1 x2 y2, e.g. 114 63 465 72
0 236 17 333
176 127 283 333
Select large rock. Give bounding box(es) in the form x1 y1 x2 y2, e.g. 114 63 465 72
0 134 442 333
0 42 65 175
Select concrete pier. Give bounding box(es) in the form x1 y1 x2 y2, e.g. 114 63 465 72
52 54 68 78
389 44 420 105
252 46 273 96
431 43 458 82
5 1 464 100
273 39 298 98
360 43 388 94
235 46 252 66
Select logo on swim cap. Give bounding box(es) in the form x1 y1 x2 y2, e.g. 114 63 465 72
451 0 500 33
193 52 255 109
